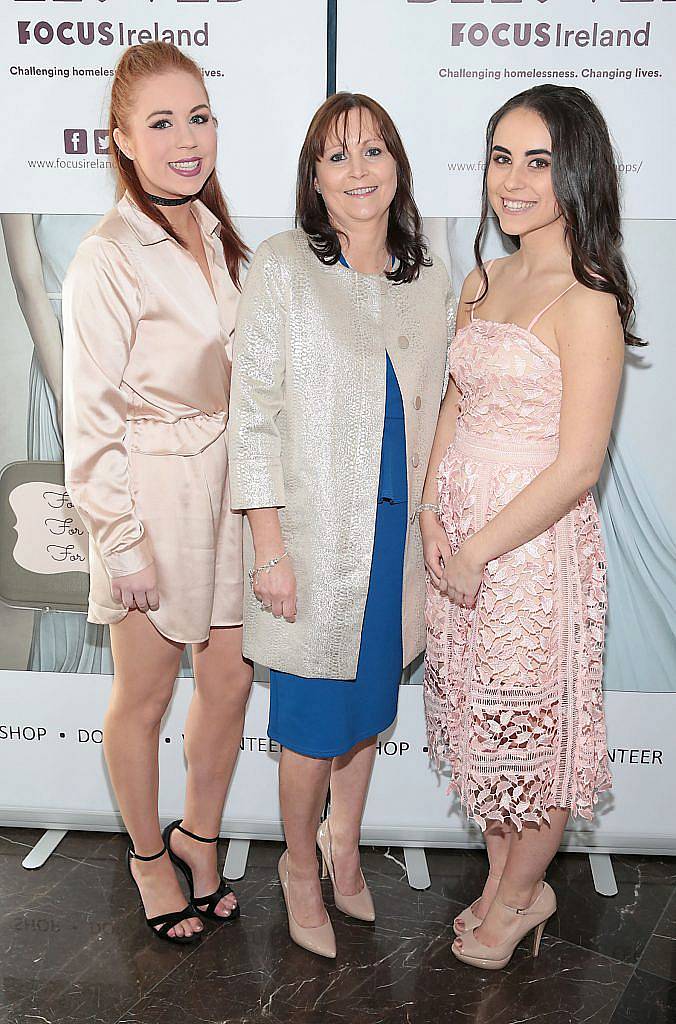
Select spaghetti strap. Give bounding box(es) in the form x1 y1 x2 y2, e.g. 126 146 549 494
527 280 577 333
470 260 495 321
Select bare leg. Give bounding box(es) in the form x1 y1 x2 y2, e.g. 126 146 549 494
454 822 513 932
105 611 202 939
326 736 377 895
279 747 332 927
459 808 569 950
170 626 253 918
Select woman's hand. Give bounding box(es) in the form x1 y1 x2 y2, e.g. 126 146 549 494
253 555 297 623
420 510 452 590
111 563 159 613
442 540 485 608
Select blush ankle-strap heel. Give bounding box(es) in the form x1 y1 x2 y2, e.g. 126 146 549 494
453 872 545 936
452 881 556 970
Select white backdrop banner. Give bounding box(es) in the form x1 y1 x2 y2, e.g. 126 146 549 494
337 0 675 218
0 0 326 216
1 2 674 859
0 672 673 854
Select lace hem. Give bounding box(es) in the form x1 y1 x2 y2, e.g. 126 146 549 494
425 722 612 832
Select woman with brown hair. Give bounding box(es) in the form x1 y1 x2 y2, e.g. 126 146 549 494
421 85 635 969
62 42 252 944
229 92 455 958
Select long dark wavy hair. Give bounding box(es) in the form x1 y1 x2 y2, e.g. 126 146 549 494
110 42 249 288
296 92 430 285
473 84 642 345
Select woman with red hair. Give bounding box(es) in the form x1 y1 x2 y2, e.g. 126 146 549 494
63 42 252 944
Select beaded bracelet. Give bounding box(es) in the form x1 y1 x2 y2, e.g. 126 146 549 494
410 503 441 524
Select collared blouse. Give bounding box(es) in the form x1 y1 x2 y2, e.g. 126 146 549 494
62 193 240 579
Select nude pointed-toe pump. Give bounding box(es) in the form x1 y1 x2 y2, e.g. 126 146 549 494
452 881 556 970
316 819 375 923
278 851 337 959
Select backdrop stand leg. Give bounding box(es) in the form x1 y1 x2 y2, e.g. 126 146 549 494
588 853 618 896
403 847 430 890
223 838 250 880
22 829 68 869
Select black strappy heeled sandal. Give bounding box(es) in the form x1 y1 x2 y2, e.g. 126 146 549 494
127 842 201 945
163 820 241 923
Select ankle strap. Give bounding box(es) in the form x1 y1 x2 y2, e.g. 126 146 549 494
129 843 166 862
496 882 544 916
175 822 218 844
496 896 529 915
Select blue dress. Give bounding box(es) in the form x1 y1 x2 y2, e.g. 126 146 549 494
268 349 408 758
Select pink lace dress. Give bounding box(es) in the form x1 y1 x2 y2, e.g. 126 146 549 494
424 264 612 830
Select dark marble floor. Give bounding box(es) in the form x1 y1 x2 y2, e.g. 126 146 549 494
1 829 675 1024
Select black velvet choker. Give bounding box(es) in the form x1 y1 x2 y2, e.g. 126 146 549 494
145 192 193 207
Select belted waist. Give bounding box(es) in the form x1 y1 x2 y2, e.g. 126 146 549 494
452 424 559 467
126 410 227 456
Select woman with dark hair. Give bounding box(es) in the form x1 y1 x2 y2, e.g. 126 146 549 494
63 42 253 943
421 85 637 969
229 92 454 957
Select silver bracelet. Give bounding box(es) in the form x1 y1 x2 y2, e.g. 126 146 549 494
249 549 289 587
410 503 441 524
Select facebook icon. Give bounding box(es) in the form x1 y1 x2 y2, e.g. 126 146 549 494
64 129 88 155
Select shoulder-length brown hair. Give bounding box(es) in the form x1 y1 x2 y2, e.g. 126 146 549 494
109 41 249 288
296 92 430 285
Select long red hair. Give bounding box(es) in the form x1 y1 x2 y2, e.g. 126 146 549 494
109 42 249 288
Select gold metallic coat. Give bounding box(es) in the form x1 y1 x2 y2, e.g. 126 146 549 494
228 229 456 678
